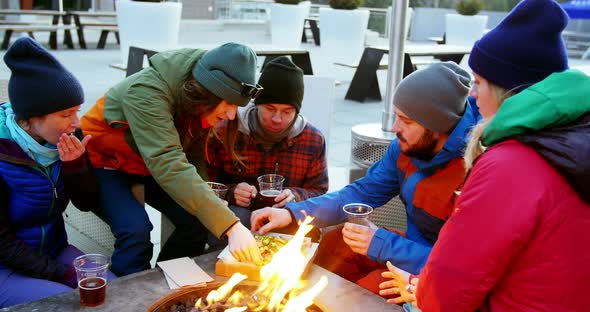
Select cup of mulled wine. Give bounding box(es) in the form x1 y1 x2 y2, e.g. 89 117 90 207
257 174 285 207
73 253 110 307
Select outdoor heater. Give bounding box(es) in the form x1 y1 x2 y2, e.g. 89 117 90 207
349 0 409 232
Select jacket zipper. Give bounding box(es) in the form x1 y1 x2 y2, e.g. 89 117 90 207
31 163 60 255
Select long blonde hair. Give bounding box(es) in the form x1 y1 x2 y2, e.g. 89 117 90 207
464 83 513 171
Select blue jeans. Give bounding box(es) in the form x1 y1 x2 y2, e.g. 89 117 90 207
0 245 116 308
94 169 208 276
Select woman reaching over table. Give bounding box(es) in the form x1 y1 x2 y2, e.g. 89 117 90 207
81 42 263 276
380 1 590 311
0 37 114 308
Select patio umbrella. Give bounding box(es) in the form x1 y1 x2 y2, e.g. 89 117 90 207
561 1 590 19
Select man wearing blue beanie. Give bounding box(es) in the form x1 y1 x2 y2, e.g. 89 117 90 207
80 43 263 276
386 1 590 311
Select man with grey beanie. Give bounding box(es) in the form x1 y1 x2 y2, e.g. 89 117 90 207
251 61 480 295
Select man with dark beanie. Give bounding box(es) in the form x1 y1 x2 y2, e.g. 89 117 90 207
0 37 114 307
206 56 328 248
250 61 480 295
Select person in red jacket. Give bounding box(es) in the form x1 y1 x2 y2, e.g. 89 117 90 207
379 1 590 311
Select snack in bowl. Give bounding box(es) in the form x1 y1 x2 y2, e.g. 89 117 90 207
255 234 289 265
215 232 318 281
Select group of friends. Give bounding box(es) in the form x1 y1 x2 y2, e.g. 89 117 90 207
0 0 589 310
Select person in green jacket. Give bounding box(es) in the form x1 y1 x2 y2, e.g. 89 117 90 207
81 43 263 276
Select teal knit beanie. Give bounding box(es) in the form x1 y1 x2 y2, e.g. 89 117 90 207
192 42 257 107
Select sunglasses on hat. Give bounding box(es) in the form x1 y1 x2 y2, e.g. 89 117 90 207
224 71 263 99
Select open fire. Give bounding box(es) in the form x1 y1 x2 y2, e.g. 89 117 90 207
195 216 327 312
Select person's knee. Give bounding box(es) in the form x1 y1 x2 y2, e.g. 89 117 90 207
114 219 153 243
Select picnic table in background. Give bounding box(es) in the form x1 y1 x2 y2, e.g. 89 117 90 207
65 10 118 49
345 43 472 102
125 45 314 78
0 9 74 49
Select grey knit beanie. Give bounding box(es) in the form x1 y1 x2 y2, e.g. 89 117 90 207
394 62 471 133
192 42 257 107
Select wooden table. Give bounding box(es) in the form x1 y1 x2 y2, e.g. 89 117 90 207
345 43 472 102
0 9 71 49
0 251 401 311
65 11 118 49
126 45 314 78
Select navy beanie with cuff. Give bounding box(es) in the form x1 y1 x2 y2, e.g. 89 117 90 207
468 0 569 92
4 37 84 119
192 42 257 107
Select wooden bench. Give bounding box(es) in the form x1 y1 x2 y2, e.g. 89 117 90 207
0 24 77 49
0 9 72 49
65 11 118 49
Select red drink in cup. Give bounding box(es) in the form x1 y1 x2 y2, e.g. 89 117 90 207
74 253 110 307
79 277 107 307
259 189 281 207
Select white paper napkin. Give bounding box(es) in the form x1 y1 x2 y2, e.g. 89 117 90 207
157 257 214 289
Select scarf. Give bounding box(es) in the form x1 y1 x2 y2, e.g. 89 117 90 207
4 103 59 167
248 107 295 147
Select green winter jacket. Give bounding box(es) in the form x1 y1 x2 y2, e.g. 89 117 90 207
103 48 238 238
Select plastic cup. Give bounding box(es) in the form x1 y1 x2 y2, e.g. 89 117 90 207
257 174 285 207
73 254 110 307
206 182 229 199
343 203 374 225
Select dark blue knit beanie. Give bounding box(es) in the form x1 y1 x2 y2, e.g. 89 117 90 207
4 37 84 119
469 0 569 92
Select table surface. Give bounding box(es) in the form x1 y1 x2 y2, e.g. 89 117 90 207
370 43 472 56
0 251 400 312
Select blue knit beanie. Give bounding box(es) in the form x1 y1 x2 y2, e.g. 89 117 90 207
469 0 569 92
4 37 84 119
192 42 257 107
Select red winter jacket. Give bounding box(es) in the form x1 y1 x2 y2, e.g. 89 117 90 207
417 140 590 312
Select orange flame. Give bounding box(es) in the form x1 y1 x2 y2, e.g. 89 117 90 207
199 216 326 311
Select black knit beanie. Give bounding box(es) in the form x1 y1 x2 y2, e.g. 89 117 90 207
4 37 84 119
254 56 304 112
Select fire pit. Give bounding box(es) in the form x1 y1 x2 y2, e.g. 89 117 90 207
146 283 325 312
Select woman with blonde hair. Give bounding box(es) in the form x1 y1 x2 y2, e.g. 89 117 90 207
380 1 590 310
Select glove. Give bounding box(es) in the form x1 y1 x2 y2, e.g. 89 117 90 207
61 266 79 289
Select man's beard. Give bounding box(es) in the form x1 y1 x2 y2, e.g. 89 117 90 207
398 129 440 160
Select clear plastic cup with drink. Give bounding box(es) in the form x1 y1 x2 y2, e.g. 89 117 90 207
257 174 285 207
73 253 110 307
343 203 374 225
206 182 229 199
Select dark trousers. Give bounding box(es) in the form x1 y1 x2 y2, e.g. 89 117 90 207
94 169 207 276
314 226 390 296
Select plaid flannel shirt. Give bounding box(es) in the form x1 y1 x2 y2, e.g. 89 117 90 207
207 122 328 209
